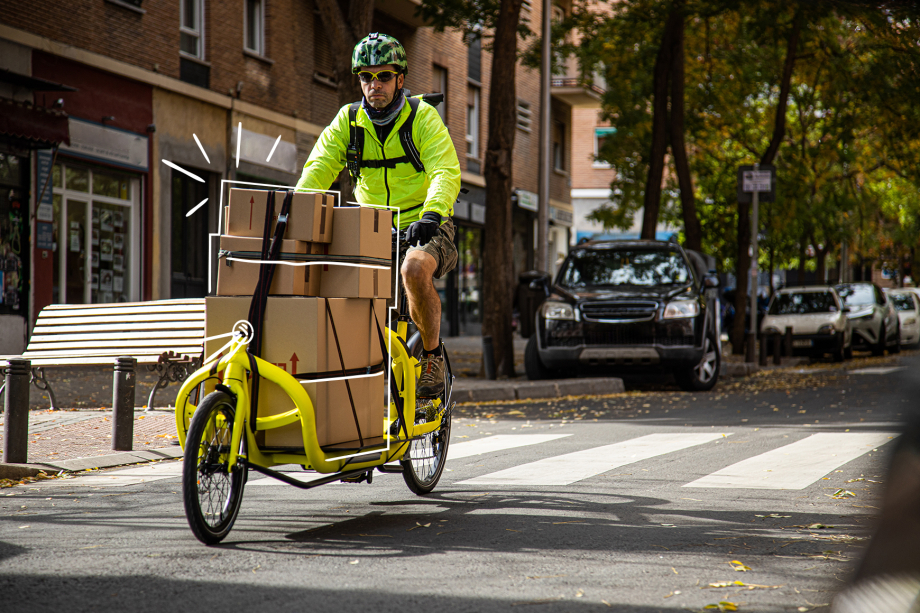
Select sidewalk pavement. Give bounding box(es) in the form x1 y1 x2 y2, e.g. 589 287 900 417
2 336 797 479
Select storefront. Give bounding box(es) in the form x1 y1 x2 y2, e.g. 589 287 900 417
441 184 487 337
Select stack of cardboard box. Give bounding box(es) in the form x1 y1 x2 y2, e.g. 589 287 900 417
205 188 394 450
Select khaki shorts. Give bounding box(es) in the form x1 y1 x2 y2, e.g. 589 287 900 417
405 217 458 279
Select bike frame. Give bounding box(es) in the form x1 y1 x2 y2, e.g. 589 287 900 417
173 319 444 476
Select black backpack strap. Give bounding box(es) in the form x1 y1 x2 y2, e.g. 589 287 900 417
399 97 425 173
346 102 363 181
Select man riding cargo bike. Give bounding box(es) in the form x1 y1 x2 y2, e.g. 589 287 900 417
297 31 461 398
174 33 461 544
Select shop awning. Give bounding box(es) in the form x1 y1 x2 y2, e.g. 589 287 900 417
0 98 70 147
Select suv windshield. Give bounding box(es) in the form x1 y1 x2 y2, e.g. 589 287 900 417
890 294 917 312
769 292 838 315
837 284 876 307
558 248 692 288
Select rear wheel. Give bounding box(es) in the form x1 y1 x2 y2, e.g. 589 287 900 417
402 344 452 495
676 331 720 392
524 334 554 380
182 391 246 545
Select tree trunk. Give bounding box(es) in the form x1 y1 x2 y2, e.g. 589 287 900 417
732 11 801 354
797 235 807 284
731 202 750 354
668 0 701 252
482 0 524 378
314 0 374 200
641 7 679 239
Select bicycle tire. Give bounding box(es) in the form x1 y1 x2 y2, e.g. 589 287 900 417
401 343 452 494
182 390 246 544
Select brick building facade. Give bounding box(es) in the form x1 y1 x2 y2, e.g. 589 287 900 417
0 0 576 350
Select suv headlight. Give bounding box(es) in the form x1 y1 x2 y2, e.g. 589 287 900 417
663 299 700 319
542 301 575 320
817 324 836 335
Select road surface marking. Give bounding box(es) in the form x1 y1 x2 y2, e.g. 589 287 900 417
449 434 572 460
848 367 904 375
458 433 729 486
684 432 897 490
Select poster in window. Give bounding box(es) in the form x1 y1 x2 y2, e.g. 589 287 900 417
101 291 113 303
69 230 81 253
91 252 99 269
100 211 113 232
113 211 124 229
113 276 124 293
92 209 99 225
113 233 124 251
100 270 113 292
92 229 99 246
91 273 99 290
100 238 113 262
113 254 123 272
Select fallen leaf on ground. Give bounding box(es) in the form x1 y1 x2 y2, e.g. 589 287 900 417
729 560 752 572
703 602 738 611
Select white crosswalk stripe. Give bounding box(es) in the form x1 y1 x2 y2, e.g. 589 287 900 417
684 432 897 490
458 432 730 486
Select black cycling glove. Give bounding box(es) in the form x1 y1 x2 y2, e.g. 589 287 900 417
406 211 442 247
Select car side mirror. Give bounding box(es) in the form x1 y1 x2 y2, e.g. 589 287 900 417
702 274 719 288
843 306 851 313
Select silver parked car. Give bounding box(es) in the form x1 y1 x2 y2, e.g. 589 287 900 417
761 286 852 361
836 282 900 356
886 289 920 349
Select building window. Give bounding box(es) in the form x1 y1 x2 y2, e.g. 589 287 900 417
244 0 265 56
180 0 204 59
466 86 480 172
516 99 533 133
432 65 448 122
520 0 533 25
553 119 566 171
594 127 616 167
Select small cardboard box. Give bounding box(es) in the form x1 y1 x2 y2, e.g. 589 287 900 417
317 206 393 299
216 236 321 296
227 189 334 243
204 296 387 448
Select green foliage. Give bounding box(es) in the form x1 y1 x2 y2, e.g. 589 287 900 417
415 0 534 50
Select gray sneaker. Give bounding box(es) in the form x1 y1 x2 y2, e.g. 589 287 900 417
417 354 445 398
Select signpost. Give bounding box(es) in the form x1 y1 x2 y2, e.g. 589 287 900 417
737 164 776 362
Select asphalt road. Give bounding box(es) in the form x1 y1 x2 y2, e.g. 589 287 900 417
1 356 915 613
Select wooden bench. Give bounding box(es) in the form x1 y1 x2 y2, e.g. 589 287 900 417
3 299 205 410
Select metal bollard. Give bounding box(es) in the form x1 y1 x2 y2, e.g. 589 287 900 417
112 357 137 451
745 332 756 363
758 334 768 367
784 327 794 357
482 335 496 380
773 333 782 365
3 359 31 464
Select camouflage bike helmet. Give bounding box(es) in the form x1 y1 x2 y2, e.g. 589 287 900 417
352 33 409 75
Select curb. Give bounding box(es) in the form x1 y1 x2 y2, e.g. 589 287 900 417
453 377 625 403
0 446 183 479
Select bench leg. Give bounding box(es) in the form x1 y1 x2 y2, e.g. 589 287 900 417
145 359 196 411
30 367 57 411
146 370 169 412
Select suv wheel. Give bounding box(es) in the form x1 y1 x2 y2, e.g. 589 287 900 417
676 332 720 392
891 323 902 354
872 324 886 356
524 334 554 380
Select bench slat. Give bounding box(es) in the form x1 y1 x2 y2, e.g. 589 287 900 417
26 339 206 351
40 305 205 319
39 299 204 311
22 347 203 359
33 322 206 334
34 313 205 326
17 355 199 366
29 330 204 344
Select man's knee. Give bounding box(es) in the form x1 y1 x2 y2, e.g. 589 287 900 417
401 252 436 287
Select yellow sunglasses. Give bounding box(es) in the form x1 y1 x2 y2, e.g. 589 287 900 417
357 70 399 84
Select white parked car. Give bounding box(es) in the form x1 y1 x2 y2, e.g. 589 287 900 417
886 289 920 348
761 286 852 361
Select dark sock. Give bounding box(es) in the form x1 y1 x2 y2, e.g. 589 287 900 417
423 344 442 357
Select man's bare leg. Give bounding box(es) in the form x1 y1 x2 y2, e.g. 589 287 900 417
401 251 440 351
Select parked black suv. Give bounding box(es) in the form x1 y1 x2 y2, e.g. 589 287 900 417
525 239 721 391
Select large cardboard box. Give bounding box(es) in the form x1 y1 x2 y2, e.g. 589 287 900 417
204 296 387 448
217 236 321 296
318 206 393 299
227 189 334 243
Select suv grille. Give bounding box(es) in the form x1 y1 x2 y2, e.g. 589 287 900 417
544 321 695 347
580 301 658 322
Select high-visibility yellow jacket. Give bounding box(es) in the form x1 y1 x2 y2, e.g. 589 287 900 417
296 95 461 229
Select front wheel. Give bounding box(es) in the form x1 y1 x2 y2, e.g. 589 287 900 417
182 391 246 545
402 343 452 494
872 324 887 356
675 331 720 392
524 334 554 380
891 324 902 354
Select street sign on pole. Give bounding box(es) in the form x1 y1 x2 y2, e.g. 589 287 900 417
736 165 775 203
